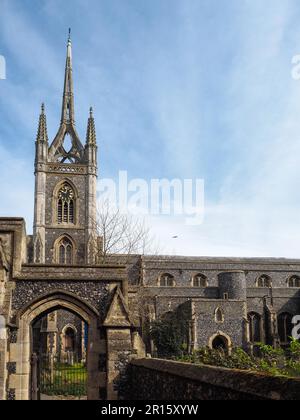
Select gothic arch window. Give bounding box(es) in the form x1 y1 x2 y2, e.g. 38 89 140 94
248 312 261 343
159 273 175 287
288 276 300 288
215 307 224 324
278 312 293 345
192 274 208 288
57 236 74 265
256 275 272 288
57 182 75 225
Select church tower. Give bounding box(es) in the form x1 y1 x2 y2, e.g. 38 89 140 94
33 31 98 265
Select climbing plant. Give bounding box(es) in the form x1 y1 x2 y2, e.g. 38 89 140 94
150 304 190 358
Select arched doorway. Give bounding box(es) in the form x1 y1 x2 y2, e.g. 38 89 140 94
16 291 102 400
208 332 232 354
31 309 88 399
212 335 228 351
63 327 76 353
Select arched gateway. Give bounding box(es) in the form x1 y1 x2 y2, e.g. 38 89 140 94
18 291 100 400
2 249 140 401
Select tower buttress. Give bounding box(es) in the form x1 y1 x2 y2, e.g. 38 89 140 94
33 104 49 263
85 107 98 263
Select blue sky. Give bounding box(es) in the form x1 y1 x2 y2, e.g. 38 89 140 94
1 0 300 257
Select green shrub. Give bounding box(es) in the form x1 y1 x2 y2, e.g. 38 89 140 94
174 342 300 378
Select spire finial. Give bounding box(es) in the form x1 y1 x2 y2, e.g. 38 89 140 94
86 107 96 146
36 103 48 143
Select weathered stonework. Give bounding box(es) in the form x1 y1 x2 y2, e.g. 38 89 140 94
12 281 110 317
6 362 16 375
7 388 16 401
126 359 300 400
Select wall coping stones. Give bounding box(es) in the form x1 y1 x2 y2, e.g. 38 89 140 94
16 265 128 282
142 255 300 264
130 358 300 400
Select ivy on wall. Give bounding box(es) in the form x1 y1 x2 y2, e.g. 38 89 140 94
150 303 191 358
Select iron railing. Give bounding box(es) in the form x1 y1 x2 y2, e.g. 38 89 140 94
32 352 87 399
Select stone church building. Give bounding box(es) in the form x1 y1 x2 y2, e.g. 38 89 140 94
0 34 300 400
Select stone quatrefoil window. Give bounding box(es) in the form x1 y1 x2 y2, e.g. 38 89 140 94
192 274 208 288
288 276 300 288
256 275 272 288
58 237 73 265
57 183 75 224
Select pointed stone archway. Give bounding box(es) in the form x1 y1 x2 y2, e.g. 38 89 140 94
13 291 102 400
208 331 232 354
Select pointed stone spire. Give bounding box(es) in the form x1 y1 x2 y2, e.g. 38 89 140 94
61 28 75 124
48 30 84 163
86 107 96 145
36 103 48 143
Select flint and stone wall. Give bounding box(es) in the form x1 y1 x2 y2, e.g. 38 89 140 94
127 359 300 401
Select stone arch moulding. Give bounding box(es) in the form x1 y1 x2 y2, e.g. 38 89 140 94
61 323 78 335
16 289 100 324
51 178 79 226
208 331 232 354
52 178 79 201
14 290 101 400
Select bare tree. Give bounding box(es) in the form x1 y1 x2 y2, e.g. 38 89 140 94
89 199 160 264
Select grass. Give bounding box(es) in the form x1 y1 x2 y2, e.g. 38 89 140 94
40 362 87 397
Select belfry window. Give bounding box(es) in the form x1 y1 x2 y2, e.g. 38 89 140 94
58 237 73 265
57 183 75 224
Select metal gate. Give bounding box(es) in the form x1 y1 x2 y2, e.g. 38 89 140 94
31 352 87 400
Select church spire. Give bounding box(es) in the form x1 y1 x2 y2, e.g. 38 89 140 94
61 28 75 124
36 103 48 143
48 30 84 163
